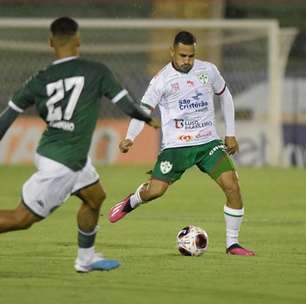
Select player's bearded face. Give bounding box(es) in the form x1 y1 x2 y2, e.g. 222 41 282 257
171 43 195 73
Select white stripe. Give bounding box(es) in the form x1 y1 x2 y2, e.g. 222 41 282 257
8 100 24 113
112 89 128 103
52 56 78 65
78 225 99 236
224 205 244 216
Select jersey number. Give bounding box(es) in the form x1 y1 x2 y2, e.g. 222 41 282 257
46 76 84 122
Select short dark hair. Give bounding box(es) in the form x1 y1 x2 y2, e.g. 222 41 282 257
174 31 196 46
50 17 78 36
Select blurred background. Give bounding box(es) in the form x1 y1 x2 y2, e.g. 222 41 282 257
0 0 305 167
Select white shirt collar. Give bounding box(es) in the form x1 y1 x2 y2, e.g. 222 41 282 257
52 56 78 65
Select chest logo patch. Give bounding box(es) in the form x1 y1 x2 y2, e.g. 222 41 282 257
198 73 209 85
160 161 173 174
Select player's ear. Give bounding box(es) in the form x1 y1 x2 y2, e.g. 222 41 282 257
170 46 175 58
75 33 81 47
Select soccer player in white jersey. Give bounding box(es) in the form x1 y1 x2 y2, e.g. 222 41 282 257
109 31 255 256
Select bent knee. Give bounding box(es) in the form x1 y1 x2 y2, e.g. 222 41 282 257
87 192 106 210
223 181 240 195
218 172 240 192
96 191 106 205
145 183 168 201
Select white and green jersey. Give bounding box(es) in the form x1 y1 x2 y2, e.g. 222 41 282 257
141 59 226 150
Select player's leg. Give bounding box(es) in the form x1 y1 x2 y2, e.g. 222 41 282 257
197 140 255 256
109 147 188 223
216 170 242 209
0 200 42 233
108 179 169 223
215 170 254 255
0 154 76 233
72 159 120 272
76 181 104 232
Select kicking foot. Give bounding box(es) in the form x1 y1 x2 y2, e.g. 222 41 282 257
74 253 120 273
108 195 133 223
226 244 255 256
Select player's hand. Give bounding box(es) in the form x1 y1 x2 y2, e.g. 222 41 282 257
225 136 239 155
119 138 134 153
147 118 161 129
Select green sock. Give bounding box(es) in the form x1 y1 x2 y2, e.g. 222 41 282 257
78 226 98 248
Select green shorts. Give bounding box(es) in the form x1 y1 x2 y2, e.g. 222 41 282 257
151 140 235 183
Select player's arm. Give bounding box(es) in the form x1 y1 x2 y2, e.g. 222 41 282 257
0 105 20 140
119 103 154 153
119 75 162 153
101 64 158 127
0 75 36 141
114 93 159 128
218 86 239 155
212 63 238 155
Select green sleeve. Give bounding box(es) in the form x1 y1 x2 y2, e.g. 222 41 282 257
116 95 152 123
99 64 152 123
99 64 124 99
11 77 36 111
0 107 19 140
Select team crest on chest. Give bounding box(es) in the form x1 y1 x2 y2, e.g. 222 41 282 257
198 73 209 85
160 161 173 174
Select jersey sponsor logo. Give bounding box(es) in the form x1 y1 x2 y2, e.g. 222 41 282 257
195 130 212 139
160 161 173 174
174 119 212 130
191 91 203 101
187 80 194 87
198 73 209 85
175 119 184 129
171 82 180 93
178 99 208 111
209 144 226 156
178 134 193 142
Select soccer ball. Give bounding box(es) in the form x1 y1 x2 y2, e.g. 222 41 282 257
176 225 208 256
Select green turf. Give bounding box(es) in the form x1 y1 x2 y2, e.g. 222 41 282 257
0 165 305 304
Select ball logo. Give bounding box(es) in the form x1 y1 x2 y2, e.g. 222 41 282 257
160 161 173 174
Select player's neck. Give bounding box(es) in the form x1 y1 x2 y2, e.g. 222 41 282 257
171 61 191 74
54 48 79 60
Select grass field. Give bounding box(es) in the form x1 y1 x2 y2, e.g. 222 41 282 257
0 165 305 304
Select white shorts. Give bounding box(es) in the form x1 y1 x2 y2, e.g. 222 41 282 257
22 154 100 218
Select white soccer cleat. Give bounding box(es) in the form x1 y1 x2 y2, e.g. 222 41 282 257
74 252 120 273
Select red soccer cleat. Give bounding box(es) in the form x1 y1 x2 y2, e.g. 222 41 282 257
226 244 256 256
108 195 132 223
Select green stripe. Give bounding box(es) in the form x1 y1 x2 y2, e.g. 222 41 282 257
224 212 243 217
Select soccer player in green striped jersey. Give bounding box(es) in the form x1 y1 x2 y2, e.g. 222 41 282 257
0 17 158 272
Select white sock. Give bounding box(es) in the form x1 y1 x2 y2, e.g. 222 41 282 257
130 183 146 209
77 246 95 263
224 205 244 248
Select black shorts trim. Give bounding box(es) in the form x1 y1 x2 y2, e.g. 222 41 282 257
21 196 45 219
71 178 100 196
